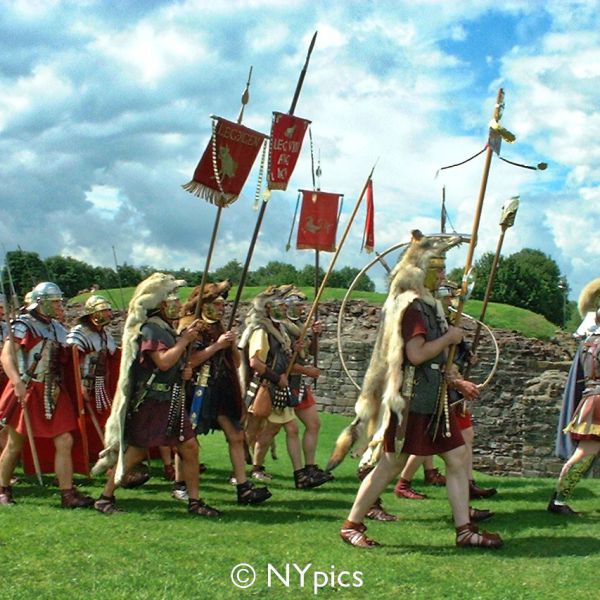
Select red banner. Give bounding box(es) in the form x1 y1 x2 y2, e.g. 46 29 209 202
363 179 375 253
296 190 340 252
182 117 267 206
268 112 311 191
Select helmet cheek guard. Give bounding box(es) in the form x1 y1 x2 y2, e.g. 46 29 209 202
163 292 181 320
29 282 64 318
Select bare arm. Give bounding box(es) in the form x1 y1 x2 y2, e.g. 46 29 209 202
148 320 201 372
405 326 463 366
189 331 236 369
249 352 288 389
1 339 27 401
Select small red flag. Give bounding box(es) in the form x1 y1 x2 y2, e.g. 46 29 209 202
296 190 341 252
268 112 311 191
363 179 375 253
182 117 267 207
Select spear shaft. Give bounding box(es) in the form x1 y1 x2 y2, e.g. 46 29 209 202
227 32 318 330
1 256 44 486
286 164 377 375
432 88 504 438
194 66 253 321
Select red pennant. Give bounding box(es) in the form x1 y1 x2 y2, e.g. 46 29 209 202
296 190 340 252
182 117 267 206
268 112 311 191
363 179 375 253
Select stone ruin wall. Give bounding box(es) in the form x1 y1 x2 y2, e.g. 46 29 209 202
96 298 595 478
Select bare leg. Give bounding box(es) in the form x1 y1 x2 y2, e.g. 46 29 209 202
348 452 407 524
53 432 74 490
101 445 148 497
282 419 303 472
176 437 200 500
218 415 248 485
400 454 426 480
254 421 281 468
440 445 470 527
0 427 24 486
460 426 474 479
295 404 320 466
245 413 266 451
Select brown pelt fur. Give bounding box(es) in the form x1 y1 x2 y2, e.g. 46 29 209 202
327 232 462 470
578 277 600 317
92 273 185 483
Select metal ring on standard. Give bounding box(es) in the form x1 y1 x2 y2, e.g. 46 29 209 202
336 232 498 392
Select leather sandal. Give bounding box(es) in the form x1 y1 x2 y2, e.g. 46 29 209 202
188 498 221 517
366 498 398 521
61 487 95 509
94 494 122 514
469 479 497 499
237 481 272 505
456 523 503 548
424 468 446 486
340 522 381 549
469 506 494 522
394 478 427 500
0 486 16 505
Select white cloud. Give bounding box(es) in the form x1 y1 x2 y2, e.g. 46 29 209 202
0 0 598 307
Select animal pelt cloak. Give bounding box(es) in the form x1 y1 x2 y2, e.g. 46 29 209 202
178 279 233 330
327 232 462 471
237 286 292 393
92 273 185 483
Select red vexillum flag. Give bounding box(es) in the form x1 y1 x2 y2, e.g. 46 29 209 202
267 112 311 191
182 117 267 207
296 190 341 252
362 179 375 253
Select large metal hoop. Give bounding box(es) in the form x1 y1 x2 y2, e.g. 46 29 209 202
336 235 500 392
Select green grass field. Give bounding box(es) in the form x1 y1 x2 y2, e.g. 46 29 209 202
69 287 561 340
1 412 598 599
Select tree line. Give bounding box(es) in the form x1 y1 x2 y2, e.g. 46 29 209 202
1 251 375 300
448 248 572 326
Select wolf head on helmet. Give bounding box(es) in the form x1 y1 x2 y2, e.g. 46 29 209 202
179 279 232 326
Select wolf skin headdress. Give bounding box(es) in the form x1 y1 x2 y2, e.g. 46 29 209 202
92 273 185 483
237 286 292 392
327 231 462 470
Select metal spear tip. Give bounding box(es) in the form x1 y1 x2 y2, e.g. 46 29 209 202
500 196 520 228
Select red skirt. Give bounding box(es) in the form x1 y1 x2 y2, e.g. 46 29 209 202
0 381 77 438
294 385 316 412
0 381 88 475
384 409 464 456
453 403 473 430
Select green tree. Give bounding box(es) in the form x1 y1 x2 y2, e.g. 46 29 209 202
213 260 244 285
3 250 48 298
252 261 299 286
297 264 326 287
328 266 375 291
45 255 97 297
471 248 566 325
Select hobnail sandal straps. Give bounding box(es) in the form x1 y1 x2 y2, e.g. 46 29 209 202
340 523 380 549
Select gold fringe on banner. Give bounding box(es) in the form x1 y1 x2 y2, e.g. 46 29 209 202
180 180 238 207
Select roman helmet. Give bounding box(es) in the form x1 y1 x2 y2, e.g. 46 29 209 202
282 286 308 321
28 282 64 318
83 294 113 327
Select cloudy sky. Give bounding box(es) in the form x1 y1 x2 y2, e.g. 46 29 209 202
1 0 599 299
